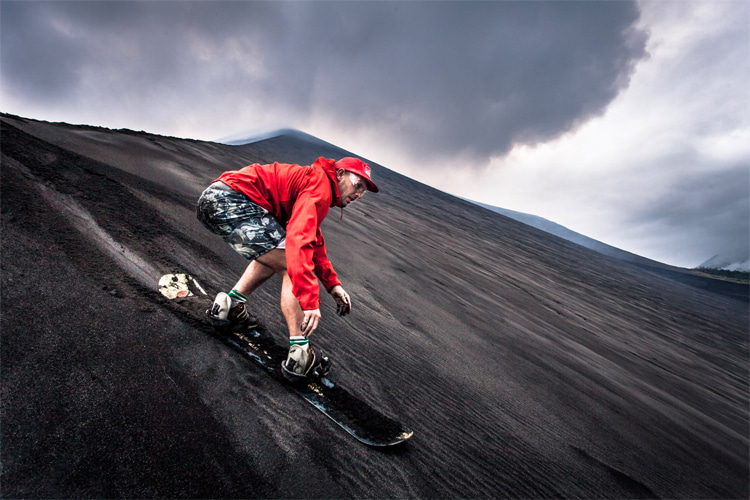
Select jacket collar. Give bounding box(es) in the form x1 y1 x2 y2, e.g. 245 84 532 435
313 157 344 208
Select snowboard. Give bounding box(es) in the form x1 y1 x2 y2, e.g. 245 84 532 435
157 273 413 447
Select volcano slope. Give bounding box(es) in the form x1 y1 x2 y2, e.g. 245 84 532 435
1 113 748 498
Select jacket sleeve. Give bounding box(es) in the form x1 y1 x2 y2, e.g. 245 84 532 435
312 230 341 292
284 180 331 310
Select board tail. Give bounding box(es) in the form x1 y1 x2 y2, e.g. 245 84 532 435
158 273 207 299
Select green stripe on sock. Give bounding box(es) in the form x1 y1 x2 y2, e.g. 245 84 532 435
290 336 309 347
228 289 248 302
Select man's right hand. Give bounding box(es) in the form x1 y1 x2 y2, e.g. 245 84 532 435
301 308 321 337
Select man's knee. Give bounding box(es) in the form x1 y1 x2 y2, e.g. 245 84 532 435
256 249 287 274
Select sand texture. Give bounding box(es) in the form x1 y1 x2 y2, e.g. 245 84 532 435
2 113 748 498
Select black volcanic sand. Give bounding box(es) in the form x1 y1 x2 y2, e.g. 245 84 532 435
2 114 748 498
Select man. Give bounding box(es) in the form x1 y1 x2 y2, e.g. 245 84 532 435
196 156 378 381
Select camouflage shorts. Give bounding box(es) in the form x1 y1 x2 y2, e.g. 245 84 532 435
196 182 286 260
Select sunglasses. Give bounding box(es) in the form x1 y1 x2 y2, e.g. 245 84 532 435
349 172 367 195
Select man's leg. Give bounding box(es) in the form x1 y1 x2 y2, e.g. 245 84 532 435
232 259 275 297
199 186 289 329
280 272 305 337
207 253 277 329
254 249 305 337
255 249 325 379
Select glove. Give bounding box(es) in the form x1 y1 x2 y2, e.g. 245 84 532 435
329 285 351 317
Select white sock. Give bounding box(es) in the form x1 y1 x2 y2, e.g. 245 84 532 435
228 289 248 307
290 336 310 352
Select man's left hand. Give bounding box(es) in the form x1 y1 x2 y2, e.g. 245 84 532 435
330 285 351 316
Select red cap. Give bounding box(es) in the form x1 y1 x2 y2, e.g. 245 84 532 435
334 157 379 193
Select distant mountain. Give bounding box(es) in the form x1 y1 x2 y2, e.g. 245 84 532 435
218 130 677 271
469 201 675 270
226 128 748 274
217 128 334 147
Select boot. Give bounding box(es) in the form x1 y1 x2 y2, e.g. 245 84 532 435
206 292 259 331
281 344 331 382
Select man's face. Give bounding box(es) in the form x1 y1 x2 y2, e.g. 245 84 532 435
338 170 367 206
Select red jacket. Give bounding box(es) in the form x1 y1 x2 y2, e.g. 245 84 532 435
216 157 343 310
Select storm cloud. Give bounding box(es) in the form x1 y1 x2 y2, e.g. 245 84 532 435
1 1 747 269
1 1 646 161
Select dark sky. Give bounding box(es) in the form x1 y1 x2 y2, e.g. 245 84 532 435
2 1 748 269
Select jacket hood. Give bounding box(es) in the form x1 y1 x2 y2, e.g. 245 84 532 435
313 157 344 208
